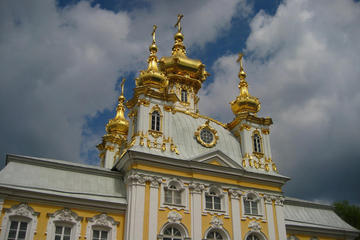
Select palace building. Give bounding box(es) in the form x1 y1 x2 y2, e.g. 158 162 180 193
0 16 359 240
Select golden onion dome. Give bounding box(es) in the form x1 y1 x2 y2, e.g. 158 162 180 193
159 14 209 93
230 53 261 115
105 79 129 136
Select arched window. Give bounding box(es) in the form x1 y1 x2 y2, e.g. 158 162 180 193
181 90 187 102
246 234 261 240
165 184 182 205
163 226 183 240
253 132 262 153
205 190 221 210
244 193 259 215
151 111 160 131
206 230 223 240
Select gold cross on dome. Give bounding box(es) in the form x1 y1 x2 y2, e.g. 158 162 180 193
120 78 125 96
152 24 157 44
174 14 184 32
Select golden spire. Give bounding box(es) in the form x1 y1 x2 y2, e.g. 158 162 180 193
106 78 129 135
147 24 159 72
136 24 167 88
230 53 261 115
172 14 186 56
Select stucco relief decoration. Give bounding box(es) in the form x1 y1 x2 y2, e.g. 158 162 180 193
210 216 223 229
11 203 38 218
248 221 261 232
168 211 182 224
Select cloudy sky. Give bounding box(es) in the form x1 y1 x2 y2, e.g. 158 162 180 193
1 0 359 204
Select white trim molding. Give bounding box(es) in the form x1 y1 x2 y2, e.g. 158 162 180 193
46 208 83 240
264 195 276 240
0 203 39 240
158 213 191 240
86 213 119 240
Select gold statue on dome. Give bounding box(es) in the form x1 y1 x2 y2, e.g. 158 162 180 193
152 24 157 44
174 14 184 32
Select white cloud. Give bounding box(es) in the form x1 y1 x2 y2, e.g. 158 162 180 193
200 0 360 202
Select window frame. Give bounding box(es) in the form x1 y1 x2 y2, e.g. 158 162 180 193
251 130 264 159
160 179 188 211
241 191 265 220
0 203 39 240
148 105 163 137
181 89 188 103
202 186 229 217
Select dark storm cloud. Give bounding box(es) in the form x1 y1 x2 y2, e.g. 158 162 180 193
199 0 360 204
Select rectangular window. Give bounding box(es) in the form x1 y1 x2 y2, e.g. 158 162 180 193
7 221 28 240
55 225 71 240
244 200 251 214
214 197 221 210
165 189 172 203
205 195 213 209
93 230 108 240
174 191 182 204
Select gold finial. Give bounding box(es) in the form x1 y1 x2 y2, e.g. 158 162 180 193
152 24 157 44
236 52 247 80
174 14 184 33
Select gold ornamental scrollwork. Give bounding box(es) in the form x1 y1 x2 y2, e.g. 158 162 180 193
194 120 219 148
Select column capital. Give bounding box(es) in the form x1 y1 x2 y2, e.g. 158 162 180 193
189 182 204 194
228 189 242 199
275 196 285 206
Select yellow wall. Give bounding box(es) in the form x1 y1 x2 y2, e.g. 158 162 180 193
0 199 125 240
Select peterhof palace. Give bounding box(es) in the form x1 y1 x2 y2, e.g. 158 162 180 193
0 16 359 240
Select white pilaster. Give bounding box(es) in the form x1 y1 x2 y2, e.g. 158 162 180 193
275 197 287 240
229 190 242 240
189 183 204 240
148 177 162 240
125 173 146 240
264 196 276 240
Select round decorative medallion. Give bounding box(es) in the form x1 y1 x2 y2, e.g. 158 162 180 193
200 128 214 144
195 120 219 148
